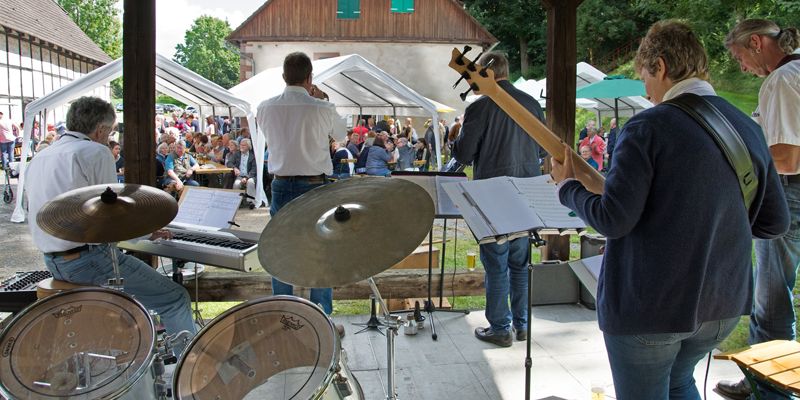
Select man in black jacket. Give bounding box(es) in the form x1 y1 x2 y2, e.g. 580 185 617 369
226 138 258 207
451 52 545 347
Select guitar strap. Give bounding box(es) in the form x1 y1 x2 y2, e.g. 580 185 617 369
663 93 757 211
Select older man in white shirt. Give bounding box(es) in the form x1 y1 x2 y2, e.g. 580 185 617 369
257 52 346 315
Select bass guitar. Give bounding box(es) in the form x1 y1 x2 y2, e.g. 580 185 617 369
448 47 605 194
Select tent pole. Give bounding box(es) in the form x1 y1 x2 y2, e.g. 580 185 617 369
614 98 619 127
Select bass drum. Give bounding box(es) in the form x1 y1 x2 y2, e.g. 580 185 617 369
0 288 157 399
173 295 363 399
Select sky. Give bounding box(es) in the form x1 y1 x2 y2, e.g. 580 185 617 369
116 0 265 58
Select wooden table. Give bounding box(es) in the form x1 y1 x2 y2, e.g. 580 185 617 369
714 340 800 398
194 162 232 188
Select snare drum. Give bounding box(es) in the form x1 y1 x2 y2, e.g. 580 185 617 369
0 288 158 399
173 295 363 399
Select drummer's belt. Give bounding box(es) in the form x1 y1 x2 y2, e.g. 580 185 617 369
45 244 91 260
274 174 326 184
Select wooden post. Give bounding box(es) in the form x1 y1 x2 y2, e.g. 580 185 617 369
541 0 582 261
122 0 156 186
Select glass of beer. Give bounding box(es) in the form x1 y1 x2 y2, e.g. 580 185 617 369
466 251 476 271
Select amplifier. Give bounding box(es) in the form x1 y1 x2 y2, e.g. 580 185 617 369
0 270 52 312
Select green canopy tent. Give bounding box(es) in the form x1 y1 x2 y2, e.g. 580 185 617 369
575 75 647 123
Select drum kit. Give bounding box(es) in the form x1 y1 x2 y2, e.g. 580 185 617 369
0 177 435 400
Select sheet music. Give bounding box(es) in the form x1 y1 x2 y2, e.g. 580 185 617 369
172 187 242 229
393 174 466 217
510 175 586 229
442 175 586 243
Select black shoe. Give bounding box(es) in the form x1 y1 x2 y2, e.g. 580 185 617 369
474 327 512 347
513 327 528 341
716 378 751 400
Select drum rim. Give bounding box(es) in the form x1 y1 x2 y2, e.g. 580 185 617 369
173 295 341 399
0 287 156 399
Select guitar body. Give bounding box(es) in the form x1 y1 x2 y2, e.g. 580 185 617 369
448 48 605 194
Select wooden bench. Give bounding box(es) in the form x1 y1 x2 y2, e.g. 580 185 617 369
714 340 800 398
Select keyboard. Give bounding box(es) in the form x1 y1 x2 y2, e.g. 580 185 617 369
118 229 260 272
0 270 52 312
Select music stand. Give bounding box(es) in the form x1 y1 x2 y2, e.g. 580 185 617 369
392 171 470 341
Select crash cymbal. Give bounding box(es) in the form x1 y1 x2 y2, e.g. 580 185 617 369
259 177 435 287
37 184 178 243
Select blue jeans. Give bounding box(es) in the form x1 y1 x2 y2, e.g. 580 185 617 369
162 177 200 187
44 245 197 344
366 168 391 177
749 181 800 399
480 237 530 333
0 141 13 169
604 317 739 400
270 177 333 314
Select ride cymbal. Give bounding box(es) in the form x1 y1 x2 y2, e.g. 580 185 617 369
37 184 178 243
259 177 435 287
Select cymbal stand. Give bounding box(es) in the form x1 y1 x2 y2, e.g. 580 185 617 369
368 277 404 400
107 243 124 290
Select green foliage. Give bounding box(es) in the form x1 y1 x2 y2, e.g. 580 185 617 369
174 16 240 89
156 95 186 109
57 0 122 59
462 0 547 78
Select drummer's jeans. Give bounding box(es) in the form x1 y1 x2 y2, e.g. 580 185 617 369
270 177 333 314
480 237 530 333
748 180 800 399
44 244 198 348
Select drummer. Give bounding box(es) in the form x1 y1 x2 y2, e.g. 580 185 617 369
25 96 198 349
257 52 347 317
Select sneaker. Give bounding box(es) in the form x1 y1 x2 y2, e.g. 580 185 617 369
474 327 512 347
513 327 528 341
336 323 346 339
715 378 751 400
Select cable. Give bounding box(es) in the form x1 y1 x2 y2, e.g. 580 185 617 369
703 351 711 400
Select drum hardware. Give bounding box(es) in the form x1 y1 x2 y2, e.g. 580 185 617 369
403 313 417 336
367 277 405 400
352 294 385 336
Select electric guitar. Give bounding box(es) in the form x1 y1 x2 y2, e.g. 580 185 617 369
448 48 605 194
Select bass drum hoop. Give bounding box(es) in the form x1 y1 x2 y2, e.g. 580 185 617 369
0 287 155 400
173 295 340 400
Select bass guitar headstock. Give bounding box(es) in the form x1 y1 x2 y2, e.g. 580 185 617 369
448 46 500 101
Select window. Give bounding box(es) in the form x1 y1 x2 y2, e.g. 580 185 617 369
337 0 360 19
391 0 414 13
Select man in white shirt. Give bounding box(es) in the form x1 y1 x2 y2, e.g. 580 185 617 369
26 97 197 348
257 52 346 315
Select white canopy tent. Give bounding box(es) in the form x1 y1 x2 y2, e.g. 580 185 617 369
11 53 261 223
230 54 445 170
467 62 652 118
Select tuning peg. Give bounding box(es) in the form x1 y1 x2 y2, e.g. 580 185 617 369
467 51 485 72
455 45 473 66
459 83 479 101
478 59 496 78
452 71 470 89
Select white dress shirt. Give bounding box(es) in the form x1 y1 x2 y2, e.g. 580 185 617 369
257 85 346 176
757 50 800 148
26 131 117 253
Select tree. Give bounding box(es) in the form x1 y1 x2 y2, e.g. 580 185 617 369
174 16 240 89
462 0 548 79
57 0 123 96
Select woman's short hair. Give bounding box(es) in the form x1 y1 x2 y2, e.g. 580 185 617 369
634 20 709 82
66 96 116 135
725 19 800 55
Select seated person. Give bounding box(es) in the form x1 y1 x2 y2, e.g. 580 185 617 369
109 140 124 183
579 145 599 170
414 138 431 171
366 136 395 177
395 137 415 171
209 134 224 163
225 138 257 206
164 140 200 192
223 139 240 189
330 138 354 179
155 142 169 186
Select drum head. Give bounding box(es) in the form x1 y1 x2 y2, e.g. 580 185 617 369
174 296 337 399
0 288 155 399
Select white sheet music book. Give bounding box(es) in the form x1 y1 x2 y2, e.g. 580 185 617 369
441 175 586 243
170 187 243 230
393 174 467 217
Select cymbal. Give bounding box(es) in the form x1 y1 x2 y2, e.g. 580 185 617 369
259 177 435 287
37 184 178 243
